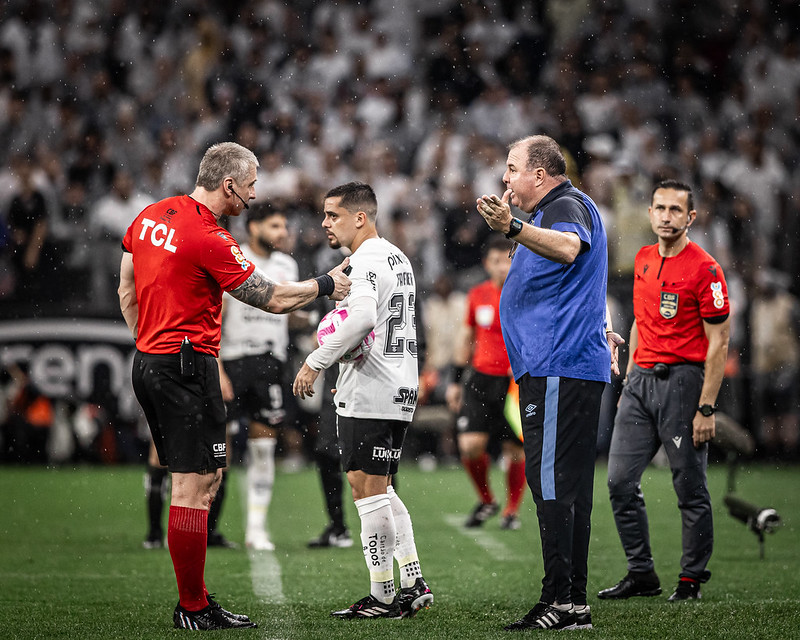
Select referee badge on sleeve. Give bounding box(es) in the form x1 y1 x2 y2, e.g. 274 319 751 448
660 292 679 319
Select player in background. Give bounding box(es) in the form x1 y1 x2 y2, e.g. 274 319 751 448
293 181 433 620
218 202 314 551
446 236 526 530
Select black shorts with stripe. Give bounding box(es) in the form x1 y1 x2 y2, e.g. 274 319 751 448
132 350 227 473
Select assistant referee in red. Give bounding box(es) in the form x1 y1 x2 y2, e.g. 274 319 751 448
599 179 730 604
119 142 350 630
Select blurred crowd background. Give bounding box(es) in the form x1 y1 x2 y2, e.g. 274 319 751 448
1 0 798 465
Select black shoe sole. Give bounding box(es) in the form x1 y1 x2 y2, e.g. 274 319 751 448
598 587 662 600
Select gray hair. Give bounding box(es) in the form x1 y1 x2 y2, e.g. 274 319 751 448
195 142 259 190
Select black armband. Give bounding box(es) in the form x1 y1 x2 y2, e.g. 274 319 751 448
452 365 465 383
314 274 335 298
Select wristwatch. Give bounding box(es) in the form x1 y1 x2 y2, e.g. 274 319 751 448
697 404 716 417
505 217 523 238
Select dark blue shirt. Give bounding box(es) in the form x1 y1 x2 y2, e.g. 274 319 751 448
499 180 611 383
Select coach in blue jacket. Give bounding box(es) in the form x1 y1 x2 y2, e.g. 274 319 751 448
477 134 621 632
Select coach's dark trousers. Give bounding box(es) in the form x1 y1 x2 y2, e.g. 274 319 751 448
518 374 604 606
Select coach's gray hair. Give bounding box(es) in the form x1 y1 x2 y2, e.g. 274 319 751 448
195 142 259 190
510 135 567 177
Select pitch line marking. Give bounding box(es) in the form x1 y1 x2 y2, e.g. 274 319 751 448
238 472 286 604
444 513 516 561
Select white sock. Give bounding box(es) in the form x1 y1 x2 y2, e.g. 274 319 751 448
573 605 589 614
553 602 573 612
387 485 422 588
246 437 276 537
355 493 396 604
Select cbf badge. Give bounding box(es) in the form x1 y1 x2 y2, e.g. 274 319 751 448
660 292 679 318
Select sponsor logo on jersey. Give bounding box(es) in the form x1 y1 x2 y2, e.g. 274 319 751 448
475 304 495 328
525 403 537 417
393 386 418 412
387 252 409 270
659 291 679 319
672 436 682 449
710 281 725 309
213 442 227 457
138 217 178 253
366 270 377 291
230 245 251 271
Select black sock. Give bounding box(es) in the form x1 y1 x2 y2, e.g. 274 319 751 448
317 453 345 531
208 472 226 537
145 465 167 539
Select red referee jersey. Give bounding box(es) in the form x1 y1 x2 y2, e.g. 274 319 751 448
633 241 729 367
465 280 510 377
122 195 255 356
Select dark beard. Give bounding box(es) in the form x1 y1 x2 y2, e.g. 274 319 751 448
256 237 275 253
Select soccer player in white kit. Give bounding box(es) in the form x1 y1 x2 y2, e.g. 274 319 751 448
219 202 311 551
293 182 433 620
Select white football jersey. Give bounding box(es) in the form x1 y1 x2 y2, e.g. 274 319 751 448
219 250 299 362
334 237 419 422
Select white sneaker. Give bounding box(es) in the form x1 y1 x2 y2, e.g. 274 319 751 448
246 531 275 551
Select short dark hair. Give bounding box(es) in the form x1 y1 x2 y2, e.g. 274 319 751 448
511 135 567 177
246 202 285 224
651 179 694 211
482 236 514 258
324 181 378 221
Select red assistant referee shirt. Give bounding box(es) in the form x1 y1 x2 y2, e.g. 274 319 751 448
465 280 511 377
122 195 255 356
633 241 729 367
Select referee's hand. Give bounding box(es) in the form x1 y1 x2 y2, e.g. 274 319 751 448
328 258 352 301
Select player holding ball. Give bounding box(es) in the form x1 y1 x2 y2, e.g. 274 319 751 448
293 181 433 620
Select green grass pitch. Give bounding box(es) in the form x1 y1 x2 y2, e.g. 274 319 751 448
0 461 797 639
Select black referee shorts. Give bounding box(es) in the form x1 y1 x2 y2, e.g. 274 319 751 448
132 350 227 473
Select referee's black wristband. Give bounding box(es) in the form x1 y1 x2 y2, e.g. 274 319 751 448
314 274 335 298
452 365 465 383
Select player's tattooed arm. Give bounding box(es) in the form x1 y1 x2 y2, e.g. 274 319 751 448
228 269 276 310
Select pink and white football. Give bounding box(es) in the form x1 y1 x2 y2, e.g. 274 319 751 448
316 308 375 363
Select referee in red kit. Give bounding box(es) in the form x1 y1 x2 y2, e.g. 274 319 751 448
599 179 730 604
119 142 350 630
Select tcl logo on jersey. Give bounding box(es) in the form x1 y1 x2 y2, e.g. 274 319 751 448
710 281 724 309
138 217 177 253
230 245 251 271
392 386 418 412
